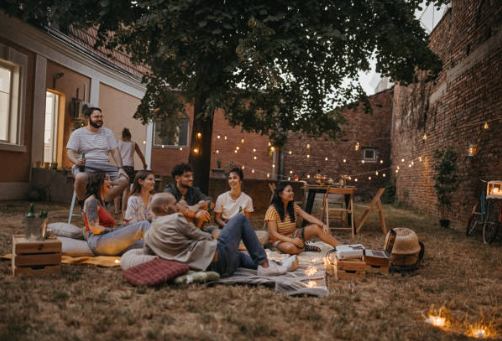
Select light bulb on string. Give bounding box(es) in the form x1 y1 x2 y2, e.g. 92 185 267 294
401 158 405 162
197 132 202 139
267 173 270 178
380 160 383 164
236 146 240 150
375 171 379 175
397 166 400 170
143 141 146 144
271 146 275 152
193 148 199 154
252 169 255 173
307 174 311 179
343 159 346 163
217 135 221 139
361 160 365 164
288 177 291 181
179 147 183 151
307 155 310 158
241 138 245 143
383 173 386 177
355 142 360 151
268 142 271 147
253 148 256 152
325 157 328 161
307 143 310 149
290 170 293 174
162 145 165 148
348 176 352 180
423 133 427 141
368 176 371 180
234 150 238 153
484 122 489 129
241 166 245 170
396 169 399 173
224 136 227 140
355 178 358 182
272 164 276 168
215 150 219 153
288 150 292 155
253 156 257 160
419 157 422 162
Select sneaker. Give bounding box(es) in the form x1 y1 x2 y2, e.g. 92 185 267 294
257 261 287 276
281 255 299 272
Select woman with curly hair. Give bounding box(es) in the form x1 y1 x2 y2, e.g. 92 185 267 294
84 171 150 256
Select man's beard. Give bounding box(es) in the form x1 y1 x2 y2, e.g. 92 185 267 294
179 182 192 189
89 120 103 129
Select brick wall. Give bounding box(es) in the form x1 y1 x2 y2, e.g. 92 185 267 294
391 0 502 229
282 88 395 201
152 107 275 179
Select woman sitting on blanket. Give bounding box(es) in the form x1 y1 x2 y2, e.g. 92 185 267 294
124 170 155 224
214 167 254 228
265 182 341 254
83 171 150 256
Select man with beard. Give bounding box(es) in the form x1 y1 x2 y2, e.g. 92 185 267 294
164 163 211 227
66 106 129 205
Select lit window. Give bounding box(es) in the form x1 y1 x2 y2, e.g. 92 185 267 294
362 148 377 162
153 119 190 147
0 44 27 151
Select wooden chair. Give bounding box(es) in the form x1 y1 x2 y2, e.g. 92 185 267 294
322 186 355 238
355 188 387 234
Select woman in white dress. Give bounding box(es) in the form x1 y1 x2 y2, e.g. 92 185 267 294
124 170 155 223
214 168 254 228
114 128 148 216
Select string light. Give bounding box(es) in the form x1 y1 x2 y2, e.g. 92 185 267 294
307 155 310 158
383 173 386 177
325 157 328 161
268 142 271 147
197 132 202 138
307 174 311 179
307 143 310 149
224 136 227 140
288 177 291 181
215 150 219 153
271 146 275 152
355 142 360 151
143 141 146 144
179 147 183 151
419 157 422 162
241 166 245 169
253 148 256 152
375 171 379 175
290 170 293 174
267 173 270 178
236 146 240 150
368 176 371 180
241 138 245 143
254 156 257 160
343 159 346 163
396 169 399 173
272 164 276 168
234 150 238 153
193 148 199 153
252 169 255 173
401 158 405 162
484 122 489 129
217 135 221 139
355 178 358 182
361 160 365 164
288 150 292 154
380 160 383 164
423 133 427 141
397 166 400 170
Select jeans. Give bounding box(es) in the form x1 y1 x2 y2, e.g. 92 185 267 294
209 214 267 277
87 220 151 256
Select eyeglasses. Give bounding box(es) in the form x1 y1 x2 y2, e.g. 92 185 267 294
91 115 104 119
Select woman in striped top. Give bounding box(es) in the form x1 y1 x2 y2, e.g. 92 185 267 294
265 183 341 254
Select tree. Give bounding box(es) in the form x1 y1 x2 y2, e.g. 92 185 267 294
1 0 448 193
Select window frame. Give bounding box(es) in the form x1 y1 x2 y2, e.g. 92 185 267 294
0 44 27 152
362 147 378 162
153 119 190 148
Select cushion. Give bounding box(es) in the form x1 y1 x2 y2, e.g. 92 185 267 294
58 237 95 256
48 222 84 240
123 258 189 286
120 249 157 270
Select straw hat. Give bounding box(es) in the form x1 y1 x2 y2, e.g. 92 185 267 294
386 228 421 255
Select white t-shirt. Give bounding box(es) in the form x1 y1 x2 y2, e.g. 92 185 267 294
214 191 254 221
118 140 135 167
66 127 118 163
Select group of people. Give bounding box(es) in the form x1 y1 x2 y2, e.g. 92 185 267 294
66 106 341 278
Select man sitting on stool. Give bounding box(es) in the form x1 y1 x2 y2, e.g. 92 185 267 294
146 193 298 277
66 106 129 206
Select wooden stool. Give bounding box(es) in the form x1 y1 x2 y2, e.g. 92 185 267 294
12 235 62 277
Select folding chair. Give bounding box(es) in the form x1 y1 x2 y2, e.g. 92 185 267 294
355 188 387 234
68 190 82 224
322 186 355 238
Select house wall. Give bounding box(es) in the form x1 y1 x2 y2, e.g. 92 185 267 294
0 37 35 185
391 0 502 229
45 61 91 169
151 108 274 179
98 83 147 169
282 88 394 201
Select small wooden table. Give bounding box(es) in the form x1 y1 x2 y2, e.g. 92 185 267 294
303 185 356 234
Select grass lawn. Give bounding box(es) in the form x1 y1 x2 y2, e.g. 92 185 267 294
1 200 501 340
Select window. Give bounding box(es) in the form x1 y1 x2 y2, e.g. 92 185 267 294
362 148 377 162
153 119 190 147
0 44 27 151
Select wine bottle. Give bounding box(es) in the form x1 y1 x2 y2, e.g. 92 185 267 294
79 153 86 172
26 203 35 219
238 206 243 213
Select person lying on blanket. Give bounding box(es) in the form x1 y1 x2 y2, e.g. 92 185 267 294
83 171 150 256
146 193 298 278
265 182 342 255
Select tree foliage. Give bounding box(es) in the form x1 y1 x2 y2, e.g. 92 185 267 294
1 0 448 190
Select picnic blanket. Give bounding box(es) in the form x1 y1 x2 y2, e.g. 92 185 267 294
214 242 333 297
1 254 121 267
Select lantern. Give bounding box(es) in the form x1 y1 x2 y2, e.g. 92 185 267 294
486 181 502 199
468 143 477 156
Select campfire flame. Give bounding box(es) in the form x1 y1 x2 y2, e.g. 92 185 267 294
305 266 319 277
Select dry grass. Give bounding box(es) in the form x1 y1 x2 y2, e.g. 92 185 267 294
1 200 502 340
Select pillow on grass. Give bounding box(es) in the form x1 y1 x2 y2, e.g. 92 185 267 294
123 258 189 286
58 237 95 257
120 249 156 270
48 222 84 240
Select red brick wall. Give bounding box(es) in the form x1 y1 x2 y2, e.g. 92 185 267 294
152 106 275 179
391 0 502 229
282 88 394 201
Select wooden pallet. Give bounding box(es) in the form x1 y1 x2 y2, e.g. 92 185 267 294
333 256 366 280
366 264 389 275
12 235 62 277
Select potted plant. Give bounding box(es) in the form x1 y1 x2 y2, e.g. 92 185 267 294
433 146 460 228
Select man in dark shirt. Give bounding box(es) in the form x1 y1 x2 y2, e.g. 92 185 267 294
164 163 211 223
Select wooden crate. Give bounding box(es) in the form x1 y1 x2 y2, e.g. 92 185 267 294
366 264 389 275
12 235 62 277
333 256 365 280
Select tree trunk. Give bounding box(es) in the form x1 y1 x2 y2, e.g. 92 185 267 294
188 94 213 195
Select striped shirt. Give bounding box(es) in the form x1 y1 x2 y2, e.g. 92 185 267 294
66 127 118 163
265 203 301 243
